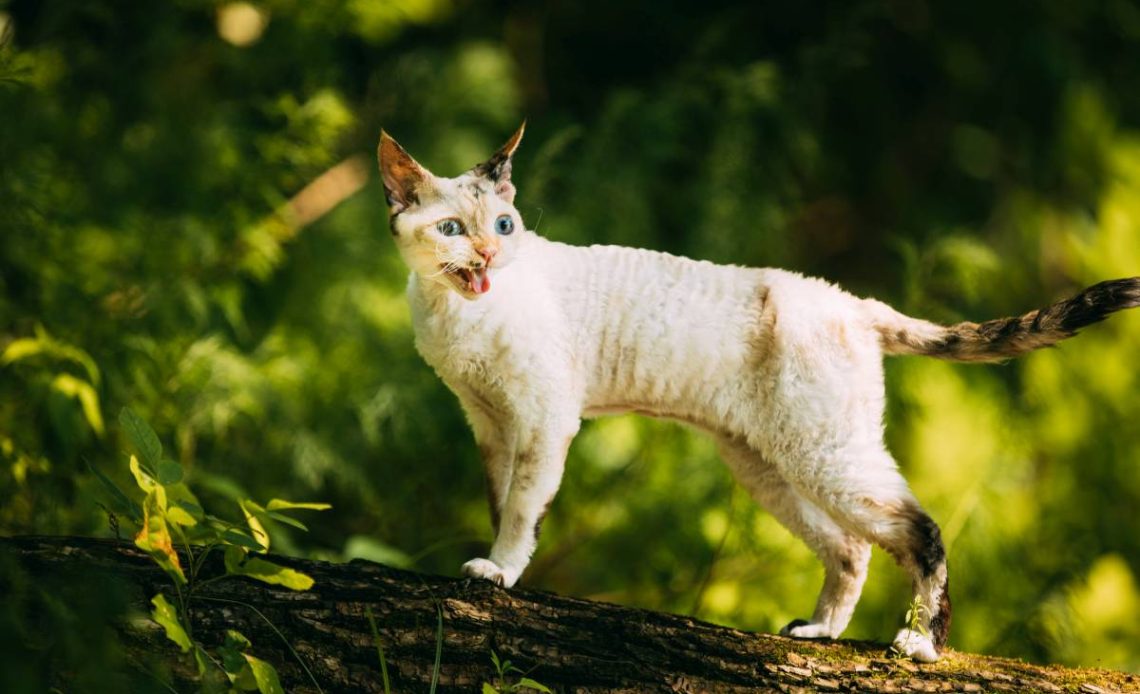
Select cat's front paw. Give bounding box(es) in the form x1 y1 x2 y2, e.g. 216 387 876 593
460 557 519 587
891 627 940 663
779 619 835 639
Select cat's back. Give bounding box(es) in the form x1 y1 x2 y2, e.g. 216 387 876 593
534 236 763 313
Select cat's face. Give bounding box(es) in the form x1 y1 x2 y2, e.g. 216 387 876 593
377 125 526 299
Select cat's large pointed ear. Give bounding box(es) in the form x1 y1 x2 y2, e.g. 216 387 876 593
470 122 525 203
377 130 430 215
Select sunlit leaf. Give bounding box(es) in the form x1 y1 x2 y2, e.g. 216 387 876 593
119 406 162 468
150 593 192 652
171 498 205 521
265 499 332 512
135 490 186 584
244 654 285 694
0 337 45 364
482 684 498 694
129 455 157 493
229 556 314 590
1 329 101 385
222 528 266 552
51 373 104 435
518 678 553 693
240 500 270 552
167 504 199 527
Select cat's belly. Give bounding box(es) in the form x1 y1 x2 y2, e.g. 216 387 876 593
580 390 759 439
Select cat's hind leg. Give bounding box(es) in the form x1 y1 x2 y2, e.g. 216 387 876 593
786 448 950 662
718 438 872 640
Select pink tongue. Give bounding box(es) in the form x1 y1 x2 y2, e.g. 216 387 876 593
472 271 491 294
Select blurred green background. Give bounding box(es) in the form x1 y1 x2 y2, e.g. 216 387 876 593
2 0 1139 683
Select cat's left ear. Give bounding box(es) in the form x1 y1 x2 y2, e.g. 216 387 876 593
470 122 525 203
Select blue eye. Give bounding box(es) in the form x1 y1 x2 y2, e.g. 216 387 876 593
495 215 515 235
437 219 464 237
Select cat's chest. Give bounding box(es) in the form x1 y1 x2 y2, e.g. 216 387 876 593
407 276 565 391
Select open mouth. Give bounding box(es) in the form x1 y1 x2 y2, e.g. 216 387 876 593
442 265 491 295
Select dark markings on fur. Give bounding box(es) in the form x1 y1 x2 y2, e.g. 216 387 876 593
532 499 553 544
383 187 418 215
781 618 810 634
839 556 855 576
930 576 952 648
919 277 1140 361
388 211 402 236
900 503 946 578
472 152 512 183
893 503 952 649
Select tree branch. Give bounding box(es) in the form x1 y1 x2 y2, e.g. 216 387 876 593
4 536 1137 693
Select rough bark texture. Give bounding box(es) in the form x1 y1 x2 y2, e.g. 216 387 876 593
4 536 1138 693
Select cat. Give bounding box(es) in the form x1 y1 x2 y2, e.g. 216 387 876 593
376 123 1140 663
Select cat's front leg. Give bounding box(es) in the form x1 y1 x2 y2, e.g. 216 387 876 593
462 418 578 587
456 394 513 535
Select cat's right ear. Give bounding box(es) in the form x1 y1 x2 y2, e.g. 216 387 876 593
377 130 429 216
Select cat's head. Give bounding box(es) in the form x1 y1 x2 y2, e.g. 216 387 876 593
377 124 527 299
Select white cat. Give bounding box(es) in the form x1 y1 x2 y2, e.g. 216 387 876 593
377 124 1140 662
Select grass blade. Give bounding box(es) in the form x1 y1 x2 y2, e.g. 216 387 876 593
429 604 443 694
365 606 391 694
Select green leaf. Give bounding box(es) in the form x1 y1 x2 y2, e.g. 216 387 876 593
129 455 157 493
87 459 142 521
119 407 162 468
167 504 198 527
240 500 270 551
229 556 314 590
218 631 252 680
135 489 186 584
265 499 331 512
482 684 499 694
172 499 205 521
223 545 247 574
157 458 183 485
264 511 308 531
222 528 266 552
244 654 285 694
518 678 553 693
51 373 104 435
0 337 45 364
224 629 253 651
194 645 213 677
150 594 192 652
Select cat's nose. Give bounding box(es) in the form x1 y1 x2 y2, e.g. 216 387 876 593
478 248 497 268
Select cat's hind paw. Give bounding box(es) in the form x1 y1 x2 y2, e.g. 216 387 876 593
461 557 518 587
779 619 835 639
890 627 940 663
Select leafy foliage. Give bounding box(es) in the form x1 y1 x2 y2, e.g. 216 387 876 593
483 650 553 694
105 407 327 692
2 0 1140 681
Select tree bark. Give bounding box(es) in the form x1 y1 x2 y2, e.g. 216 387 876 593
4 536 1137 693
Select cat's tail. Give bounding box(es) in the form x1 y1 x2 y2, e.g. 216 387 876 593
867 277 1140 363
